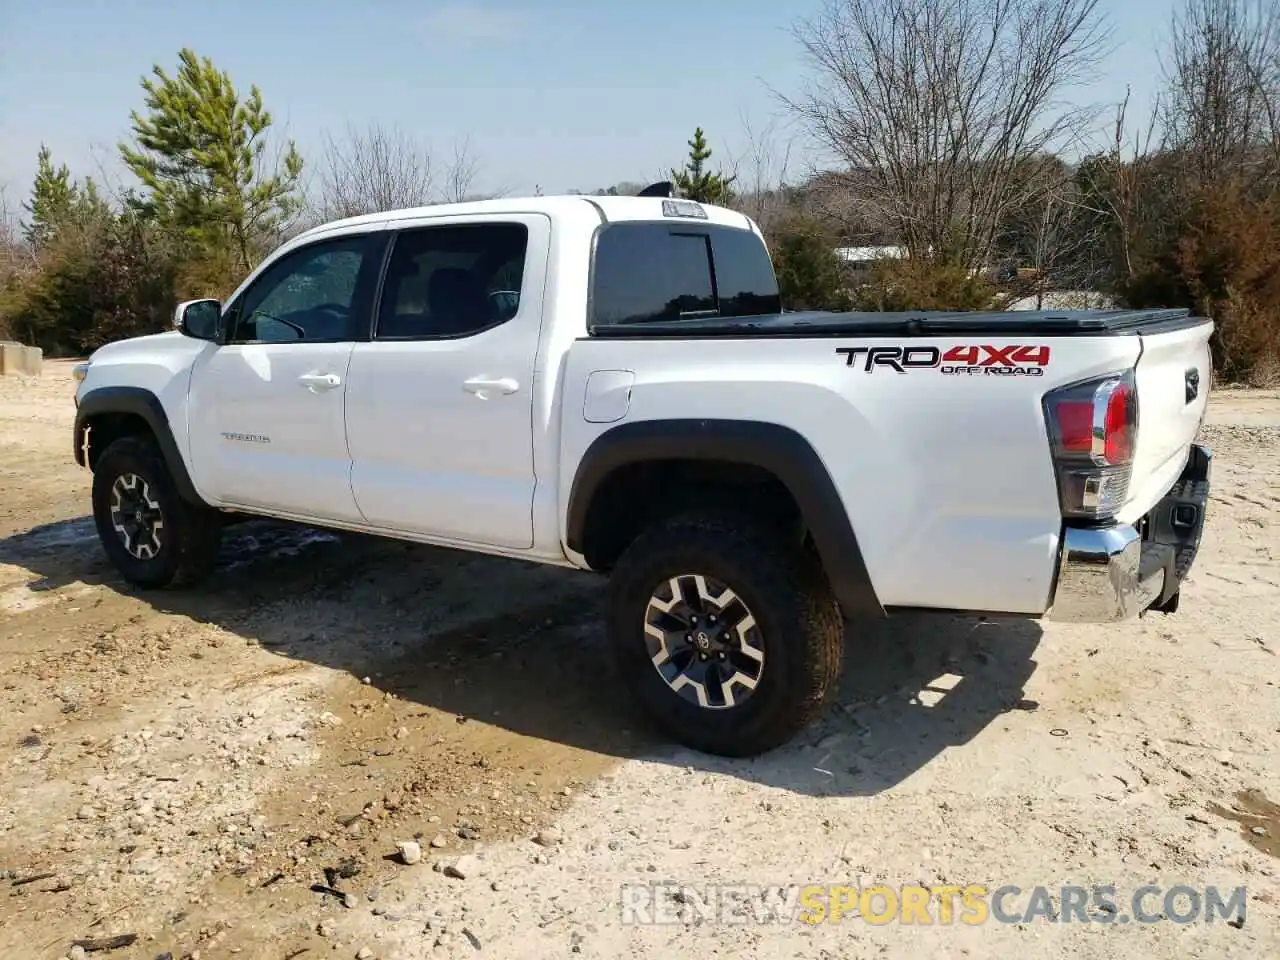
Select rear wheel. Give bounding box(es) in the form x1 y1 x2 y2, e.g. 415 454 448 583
607 510 844 757
91 436 222 588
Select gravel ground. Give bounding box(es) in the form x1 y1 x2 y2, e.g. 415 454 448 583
0 364 1276 960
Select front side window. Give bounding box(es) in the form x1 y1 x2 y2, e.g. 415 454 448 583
376 223 529 339
590 222 781 328
228 235 376 344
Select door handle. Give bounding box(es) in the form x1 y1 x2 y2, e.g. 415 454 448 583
1185 367 1200 404
298 372 342 392
462 376 519 398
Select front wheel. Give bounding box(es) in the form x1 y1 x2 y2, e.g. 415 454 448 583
91 436 222 589
607 510 844 757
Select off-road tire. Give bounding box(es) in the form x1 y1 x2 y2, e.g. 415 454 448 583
91 436 222 589
607 509 844 757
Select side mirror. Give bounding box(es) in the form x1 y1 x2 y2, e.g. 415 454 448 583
175 299 222 341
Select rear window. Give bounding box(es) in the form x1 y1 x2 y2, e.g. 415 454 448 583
590 222 780 328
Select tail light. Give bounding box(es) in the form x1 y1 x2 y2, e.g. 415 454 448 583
1043 369 1138 521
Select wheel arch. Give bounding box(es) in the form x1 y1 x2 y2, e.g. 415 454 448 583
75 386 205 506
565 418 883 619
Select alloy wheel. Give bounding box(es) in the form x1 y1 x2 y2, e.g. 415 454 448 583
109 472 165 560
643 573 766 709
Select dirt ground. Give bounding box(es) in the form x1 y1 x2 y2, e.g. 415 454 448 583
0 362 1277 960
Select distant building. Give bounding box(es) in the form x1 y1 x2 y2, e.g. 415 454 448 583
834 246 909 272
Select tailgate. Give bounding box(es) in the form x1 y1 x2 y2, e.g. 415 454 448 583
1122 318 1214 521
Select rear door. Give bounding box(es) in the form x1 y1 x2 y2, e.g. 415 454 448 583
343 214 550 548
187 229 386 522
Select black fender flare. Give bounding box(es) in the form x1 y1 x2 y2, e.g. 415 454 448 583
74 385 205 506
565 418 883 619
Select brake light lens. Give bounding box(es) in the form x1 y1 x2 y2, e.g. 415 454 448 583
1103 382 1135 463
1043 370 1139 520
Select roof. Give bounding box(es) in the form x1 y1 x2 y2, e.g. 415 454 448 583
294 194 756 243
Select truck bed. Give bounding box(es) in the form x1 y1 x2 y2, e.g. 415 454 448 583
589 308 1209 339
565 304 1214 615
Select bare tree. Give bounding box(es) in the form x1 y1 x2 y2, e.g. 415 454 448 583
785 0 1110 269
317 122 435 219
442 135 482 203
1161 0 1280 185
1071 88 1162 285
0 184 18 295
0 185 16 250
995 157 1114 305
726 113 797 231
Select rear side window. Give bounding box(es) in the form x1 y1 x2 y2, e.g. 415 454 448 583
590 222 780 327
376 223 529 340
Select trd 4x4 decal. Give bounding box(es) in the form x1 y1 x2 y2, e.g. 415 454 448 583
836 345 1051 376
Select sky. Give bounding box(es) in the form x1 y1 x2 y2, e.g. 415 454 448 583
0 0 1180 212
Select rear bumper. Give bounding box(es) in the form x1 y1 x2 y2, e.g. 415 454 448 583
1046 443 1212 623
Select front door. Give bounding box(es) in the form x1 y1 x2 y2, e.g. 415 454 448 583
187 229 386 522
344 215 549 548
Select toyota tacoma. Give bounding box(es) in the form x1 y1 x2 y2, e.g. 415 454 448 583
71 191 1214 756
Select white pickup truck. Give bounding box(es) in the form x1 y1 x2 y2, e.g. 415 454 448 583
72 191 1214 756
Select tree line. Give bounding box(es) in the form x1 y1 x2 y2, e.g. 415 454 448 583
3 0 1279 383
0 49 489 357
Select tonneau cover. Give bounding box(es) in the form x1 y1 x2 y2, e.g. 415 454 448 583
589 308 1208 339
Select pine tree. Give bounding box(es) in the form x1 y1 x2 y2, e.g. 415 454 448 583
119 48 304 272
24 145 75 248
671 127 736 206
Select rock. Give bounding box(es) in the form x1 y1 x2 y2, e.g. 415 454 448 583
430 834 449 849
490 880 503 892
462 927 482 950
457 826 480 841
69 948 88 960
396 841 422 865
337 857 361 879
343 892 358 909
534 827 563 847
356 949 374 960
346 820 365 839
444 855 480 880
75 806 95 821
1252 826 1268 836
318 921 333 938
